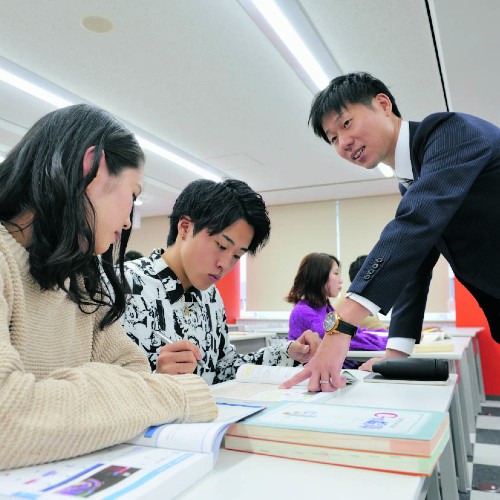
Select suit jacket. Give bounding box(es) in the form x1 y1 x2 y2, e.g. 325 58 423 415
348 112 500 342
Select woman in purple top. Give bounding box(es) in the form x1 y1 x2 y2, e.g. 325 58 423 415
286 253 387 368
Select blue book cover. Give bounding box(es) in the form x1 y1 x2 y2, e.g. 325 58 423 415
236 402 447 441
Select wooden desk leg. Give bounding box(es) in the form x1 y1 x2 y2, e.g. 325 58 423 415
438 436 459 500
449 384 471 493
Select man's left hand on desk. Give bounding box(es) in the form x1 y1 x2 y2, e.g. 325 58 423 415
359 348 409 371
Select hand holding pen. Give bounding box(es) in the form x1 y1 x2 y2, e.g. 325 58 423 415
153 331 209 374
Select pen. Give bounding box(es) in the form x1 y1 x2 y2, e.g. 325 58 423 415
153 331 209 370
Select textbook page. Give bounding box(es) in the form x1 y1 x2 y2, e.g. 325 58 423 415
0 403 264 500
235 363 368 385
211 365 368 404
127 402 264 462
0 445 212 500
212 379 334 403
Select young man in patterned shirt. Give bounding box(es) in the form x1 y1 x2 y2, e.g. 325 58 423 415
122 179 319 384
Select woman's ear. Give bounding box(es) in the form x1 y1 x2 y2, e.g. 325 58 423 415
83 146 96 176
83 147 106 177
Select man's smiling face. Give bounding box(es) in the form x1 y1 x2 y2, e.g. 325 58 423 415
321 94 397 170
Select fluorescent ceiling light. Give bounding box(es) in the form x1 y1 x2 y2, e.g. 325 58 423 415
0 59 223 182
137 137 221 182
239 0 341 93
251 0 329 89
378 163 394 178
0 68 73 108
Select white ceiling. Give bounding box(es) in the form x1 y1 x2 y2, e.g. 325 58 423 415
0 0 498 217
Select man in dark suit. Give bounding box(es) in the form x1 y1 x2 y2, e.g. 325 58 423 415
283 72 500 392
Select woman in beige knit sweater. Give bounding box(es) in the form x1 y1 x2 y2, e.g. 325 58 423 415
0 104 217 470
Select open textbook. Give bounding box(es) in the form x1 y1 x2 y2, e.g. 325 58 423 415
211 364 368 403
0 402 263 500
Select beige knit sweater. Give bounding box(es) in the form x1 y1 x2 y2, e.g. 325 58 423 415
0 226 217 470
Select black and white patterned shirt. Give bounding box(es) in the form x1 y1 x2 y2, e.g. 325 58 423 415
122 249 293 385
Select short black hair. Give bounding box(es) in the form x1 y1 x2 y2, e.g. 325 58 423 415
124 250 144 261
167 178 270 256
349 255 368 282
309 72 401 144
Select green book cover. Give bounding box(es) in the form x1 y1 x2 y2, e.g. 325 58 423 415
232 402 447 441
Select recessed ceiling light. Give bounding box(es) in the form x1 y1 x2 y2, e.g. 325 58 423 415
81 16 114 34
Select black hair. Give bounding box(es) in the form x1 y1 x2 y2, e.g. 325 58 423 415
167 178 270 256
349 255 368 282
124 250 144 261
309 72 401 144
0 103 145 329
286 252 340 308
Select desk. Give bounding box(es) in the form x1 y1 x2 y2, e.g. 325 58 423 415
346 348 471 493
177 449 427 500
248 327 289 340
208 374 458 499
444 326 485 405
347 336 475 439
325 374 462 498
229 332 277 354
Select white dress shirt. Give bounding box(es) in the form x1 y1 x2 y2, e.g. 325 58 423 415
347 121 416 355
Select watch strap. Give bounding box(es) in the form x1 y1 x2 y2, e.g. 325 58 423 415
335 318 357 338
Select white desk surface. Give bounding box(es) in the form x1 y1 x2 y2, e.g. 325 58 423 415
443 326 483 337
347 336 471 360
229 331 277 342
177 448 424 500
325 374 458 413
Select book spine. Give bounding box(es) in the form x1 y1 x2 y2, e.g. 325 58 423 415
224 429 449 476
226 422 446 457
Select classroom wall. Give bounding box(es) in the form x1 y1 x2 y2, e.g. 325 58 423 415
337 195 449 314
127 194 450 315
246 194 449 313
246 200 337 312
127 215 170 256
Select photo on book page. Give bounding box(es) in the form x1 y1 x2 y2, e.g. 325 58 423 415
0 446 213 500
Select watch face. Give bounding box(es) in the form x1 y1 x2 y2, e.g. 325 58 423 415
323 311 337 331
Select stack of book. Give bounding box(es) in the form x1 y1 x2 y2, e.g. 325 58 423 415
224 402 449 476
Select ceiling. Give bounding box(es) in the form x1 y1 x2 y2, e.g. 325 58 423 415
0 0 498 218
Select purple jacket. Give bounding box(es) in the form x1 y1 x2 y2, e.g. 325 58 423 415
288 300 388 369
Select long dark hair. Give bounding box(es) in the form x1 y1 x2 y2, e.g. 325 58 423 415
0 104 145 329
286 252 340 308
